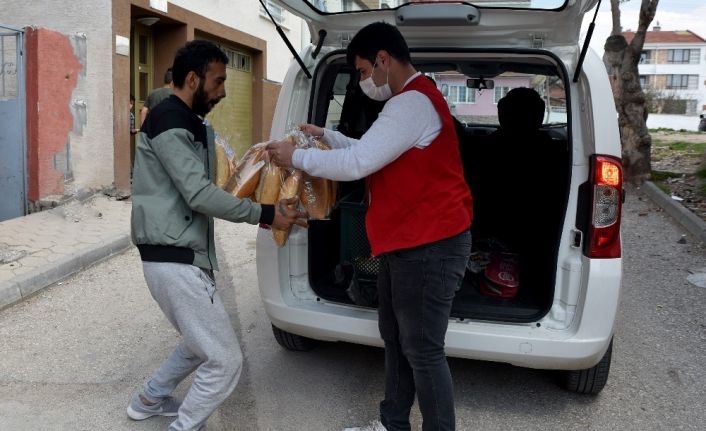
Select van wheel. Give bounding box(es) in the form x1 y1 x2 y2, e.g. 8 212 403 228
271 324 316 351
561 339 612 395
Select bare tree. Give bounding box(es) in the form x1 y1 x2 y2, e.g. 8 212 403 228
603 0 659 183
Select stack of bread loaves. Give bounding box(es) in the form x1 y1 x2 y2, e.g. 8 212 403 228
223 132 337 246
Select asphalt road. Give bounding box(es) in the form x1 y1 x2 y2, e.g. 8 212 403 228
0 186 704 430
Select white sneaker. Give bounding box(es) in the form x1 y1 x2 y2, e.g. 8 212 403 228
343 419 387 431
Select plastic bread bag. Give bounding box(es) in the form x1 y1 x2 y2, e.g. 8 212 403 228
282 128 311 148
284 131 337 219
300 173 337 220
214 133 236 189
272 169 304 247
255 156 282 205
247 129 304 206
224 142 266 198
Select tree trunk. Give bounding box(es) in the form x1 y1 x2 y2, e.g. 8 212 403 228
610 0 622 35
604 0 659 184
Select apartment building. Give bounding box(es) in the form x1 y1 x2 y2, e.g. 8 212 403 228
626 25 706 116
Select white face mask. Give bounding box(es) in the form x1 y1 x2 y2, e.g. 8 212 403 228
359 61 392 101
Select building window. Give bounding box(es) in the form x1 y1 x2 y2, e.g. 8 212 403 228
260 0 286 25
666 74 697 90
639 50 652 64
667 49 692 64
494 86 511 103
448 85 476 104
639 75 650 88
219 45 252 73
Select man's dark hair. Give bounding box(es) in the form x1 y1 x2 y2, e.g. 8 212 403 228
346 22 411 67
172 40 228 88
164 68 173 84
497 87 546 131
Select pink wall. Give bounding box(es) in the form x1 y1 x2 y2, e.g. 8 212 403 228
438 76 531 117
25 27 82 202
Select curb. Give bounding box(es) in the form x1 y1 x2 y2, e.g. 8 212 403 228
0 235 132 311
641 181 706 244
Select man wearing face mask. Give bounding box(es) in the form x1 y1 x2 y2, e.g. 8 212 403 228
128 40 307 431
266 22 472 431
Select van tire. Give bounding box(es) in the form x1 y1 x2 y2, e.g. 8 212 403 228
562 338 613 395
272 324 316 351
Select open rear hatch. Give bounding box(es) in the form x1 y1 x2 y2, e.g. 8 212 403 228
277 0 599 58
273 0 599 322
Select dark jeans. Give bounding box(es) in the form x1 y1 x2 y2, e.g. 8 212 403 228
377 230 472 431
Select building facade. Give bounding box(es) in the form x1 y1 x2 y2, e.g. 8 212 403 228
433 72 567 124
434 72 532 123
0 0 307 220
626 26 706 116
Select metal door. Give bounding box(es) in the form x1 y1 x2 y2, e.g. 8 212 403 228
132 24 154 109
0 25 26 221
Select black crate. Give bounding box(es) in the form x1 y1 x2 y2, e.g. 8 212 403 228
338 193 380 279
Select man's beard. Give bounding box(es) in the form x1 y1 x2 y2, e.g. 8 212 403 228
192 81 220 117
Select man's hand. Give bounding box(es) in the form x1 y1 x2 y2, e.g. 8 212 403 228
298 124 324 137
271 197 308 230
265 140 296 168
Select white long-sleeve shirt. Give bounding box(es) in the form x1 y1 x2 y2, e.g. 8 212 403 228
291 72 443 181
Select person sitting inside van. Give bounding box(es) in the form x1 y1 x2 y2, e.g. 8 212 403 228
470 87 563 244
469 87 567 296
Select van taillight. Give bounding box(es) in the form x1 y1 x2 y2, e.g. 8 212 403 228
587 155 622 258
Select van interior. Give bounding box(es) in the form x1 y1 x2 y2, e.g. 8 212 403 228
305 52 571 323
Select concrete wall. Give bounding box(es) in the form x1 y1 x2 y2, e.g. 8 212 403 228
4 0 114 199
169 0 308 83
647 113 702 132
262 80 282 142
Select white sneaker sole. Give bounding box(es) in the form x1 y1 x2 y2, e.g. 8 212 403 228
127 405 178 420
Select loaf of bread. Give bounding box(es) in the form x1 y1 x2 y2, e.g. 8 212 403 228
215 143 231 189
234 159 265 198
225 145 266 198
301 175 336 219
311 137 331 150
299 138 336 219
257 161 282 205
272 170 303 247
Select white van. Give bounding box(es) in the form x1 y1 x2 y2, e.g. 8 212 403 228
256 0 623 394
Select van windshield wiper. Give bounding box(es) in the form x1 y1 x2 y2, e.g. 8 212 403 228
259 0 312 79
573 0 603 83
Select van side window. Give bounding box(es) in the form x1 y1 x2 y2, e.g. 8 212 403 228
324 73 351 131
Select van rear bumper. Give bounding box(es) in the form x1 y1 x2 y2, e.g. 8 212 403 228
260 238 620 371
264 296 613 370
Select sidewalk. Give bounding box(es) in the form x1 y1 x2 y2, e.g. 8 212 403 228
2 180 706 311
0 194 132 310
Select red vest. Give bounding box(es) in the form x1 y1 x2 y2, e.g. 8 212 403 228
366 75 473 256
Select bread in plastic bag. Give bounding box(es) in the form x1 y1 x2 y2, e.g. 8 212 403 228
272 170 304 247
298 137 337 219
214 133 236 189
224 143 266 198
256 158 282 205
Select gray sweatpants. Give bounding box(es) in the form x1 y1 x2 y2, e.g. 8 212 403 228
141 261 243 431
